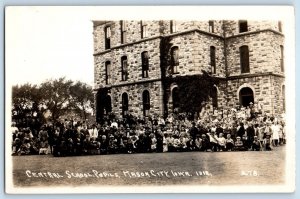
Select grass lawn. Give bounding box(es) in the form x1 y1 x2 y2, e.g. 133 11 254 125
12 146 285 188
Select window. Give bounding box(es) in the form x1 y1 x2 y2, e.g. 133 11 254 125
121 56 128 81
282 85 285 112
212 86 218 109
104 95 112 114
170 46 179 74
280 45 284 72
240 45 250 73
141 20 147 38
105 61 111 84
104 26 111 49
239 87 254 107
210 46 216 74
239 20 248 33
122 93 129 117
172 87 179 112
278 21 282 32
170 20 177 33
141 51 149 78
120 20 127 44
142 90 150 116
209 21 214 33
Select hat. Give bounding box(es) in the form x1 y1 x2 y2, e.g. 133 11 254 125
236 136 241 139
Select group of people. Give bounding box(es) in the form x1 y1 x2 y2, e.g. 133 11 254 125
11 105 286 156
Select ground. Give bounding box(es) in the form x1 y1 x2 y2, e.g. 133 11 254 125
12 146 285 188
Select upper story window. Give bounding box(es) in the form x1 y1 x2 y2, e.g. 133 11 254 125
170 46 179 74
209 21 214 33
141 20 147 38
120 20 127 44
278 21 282 32
141 51 149 78
104 26 111 49
105 61 111 84
210 46 216 74
240 45 250 73
239 20 248 33
282 85 285 112
280 45 284 72
170 20 177 33
121 56 128 81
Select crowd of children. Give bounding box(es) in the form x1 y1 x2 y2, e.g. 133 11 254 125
11 105 286 156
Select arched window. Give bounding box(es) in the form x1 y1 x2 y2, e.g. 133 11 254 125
239 87 254 107
141 51 149 78
170 46 179 74
212 86 218 108
104 26 111 49
240 45 250 73
239 20 248 33
142 90 150 116
104 95 112 114
122 92 129 117
120 20 127 44
96 91 111 122
121 56 128 81
210 46 216 74
280 45 284 72
105 61 111 84
172 87 180 111
282 85 285 112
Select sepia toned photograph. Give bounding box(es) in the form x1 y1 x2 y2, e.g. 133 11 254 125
5 6 295 193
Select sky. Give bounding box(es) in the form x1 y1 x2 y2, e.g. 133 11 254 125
6 7 96 86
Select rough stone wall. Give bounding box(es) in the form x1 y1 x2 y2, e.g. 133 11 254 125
167 20 224 37
226 75 284 115
226 31 284 76
93 21 162 54
166 31 225 77
93 20 226 54
109 81 163 118
224 20 282 37
193 33 226 77
93 20 286 117
94 38 162 89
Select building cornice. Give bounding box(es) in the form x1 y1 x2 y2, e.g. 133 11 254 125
225 29 284 39
93 78 162 91
227 72 285 80
93 36 162 56
93 28 284 56
93 72 284 91
93 29 223 56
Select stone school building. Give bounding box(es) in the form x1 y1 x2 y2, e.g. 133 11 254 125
93 20 285 121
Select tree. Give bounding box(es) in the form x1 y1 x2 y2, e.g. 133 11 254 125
12 83 45 128
69 81 94 121
40 77 73 123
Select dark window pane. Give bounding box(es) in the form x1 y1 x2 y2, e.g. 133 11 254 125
240 45 250 73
